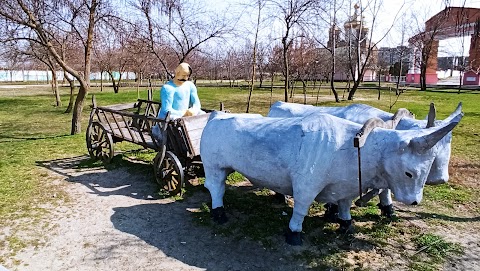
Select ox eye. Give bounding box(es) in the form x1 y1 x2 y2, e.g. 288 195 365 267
405 172 413 178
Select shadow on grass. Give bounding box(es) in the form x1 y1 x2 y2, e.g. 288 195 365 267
35 152 160 200
0 134 72 143
396 208 480 223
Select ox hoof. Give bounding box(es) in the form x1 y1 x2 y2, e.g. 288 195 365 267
273 192 286 204
338 219 355 234
324 203 339 223
211 207 228 224
285 229 302 246
377 203 395 218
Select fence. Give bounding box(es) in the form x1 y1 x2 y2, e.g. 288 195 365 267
0 70 136 82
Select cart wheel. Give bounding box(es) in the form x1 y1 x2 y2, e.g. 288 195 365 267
86 122 114 164
154 151 184 196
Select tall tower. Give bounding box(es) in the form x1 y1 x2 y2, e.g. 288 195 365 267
343 4 370 80
344 4 369 48
327 25 341 48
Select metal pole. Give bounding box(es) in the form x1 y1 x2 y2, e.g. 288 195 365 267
357 146 362 202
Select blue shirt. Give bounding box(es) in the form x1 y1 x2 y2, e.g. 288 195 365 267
158 80 201 119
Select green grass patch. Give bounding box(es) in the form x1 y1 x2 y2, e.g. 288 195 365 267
410 233 463 271
423 183 473 205
1 84 479 268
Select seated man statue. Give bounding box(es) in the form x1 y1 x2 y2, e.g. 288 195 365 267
158 62 203 120
152 62 203 142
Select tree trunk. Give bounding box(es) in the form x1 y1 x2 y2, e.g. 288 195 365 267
315 80 322 106
290 80 294 98
330 72 339 102
348 80 360 100
108 71 119 93
420 64 427 91
270 72 274 107
246 1 261 113
396 61 403 95
52 70 61 107
117 73 123 93
70 84 87 135
378 72 381 89
458 72 463 93
136 75 140 99
282 45 289 102
64 77 75 114
302 80 307 105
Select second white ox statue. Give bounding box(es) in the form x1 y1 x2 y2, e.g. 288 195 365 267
200 109 463 245
267 101 463 219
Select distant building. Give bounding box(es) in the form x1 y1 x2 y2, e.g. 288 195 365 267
0 70 135 82
378 46 412 66
327 4 377 82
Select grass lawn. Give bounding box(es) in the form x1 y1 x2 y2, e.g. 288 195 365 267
0 83 479 270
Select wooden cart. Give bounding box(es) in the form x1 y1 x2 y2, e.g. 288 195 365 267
86 92 219 195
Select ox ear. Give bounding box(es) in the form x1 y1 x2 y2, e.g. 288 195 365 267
409 112 463 153
426 102 436 128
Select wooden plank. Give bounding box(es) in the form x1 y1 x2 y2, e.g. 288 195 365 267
187 128 204 141
103 102 137 111
190 138 201 156
102 121 127 131
111 128 154 145
178 113 211 157
180 113 210 131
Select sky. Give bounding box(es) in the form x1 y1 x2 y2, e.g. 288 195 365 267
208 0 480 56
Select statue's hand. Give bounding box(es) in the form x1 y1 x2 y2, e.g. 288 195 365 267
183 109 194 117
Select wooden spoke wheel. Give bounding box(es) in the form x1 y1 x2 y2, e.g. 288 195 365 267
154 151 184 196
86 122 114 164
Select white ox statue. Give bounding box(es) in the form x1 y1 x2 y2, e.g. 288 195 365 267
267 101 462 218
200 110 463 245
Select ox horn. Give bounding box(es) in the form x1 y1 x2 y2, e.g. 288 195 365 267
409 112 463 153
426 102 436 128
354 117 389 148
441 102 463 123
389 108 414 129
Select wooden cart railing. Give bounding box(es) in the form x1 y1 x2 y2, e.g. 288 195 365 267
86 93 223 196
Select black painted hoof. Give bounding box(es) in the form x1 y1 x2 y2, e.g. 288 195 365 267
273 192 287 204
377 203 395 218
338 219 355 234
324 203 339 223
285 228 302 246
211 207 228 224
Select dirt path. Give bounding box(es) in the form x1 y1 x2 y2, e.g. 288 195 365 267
7 157 308 271
5 156 480 271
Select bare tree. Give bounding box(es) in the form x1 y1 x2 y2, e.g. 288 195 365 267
133 0 234 79
0 0 112 134
246 0 266 113
408 7 449 91
343 0 404 100
395 17 409 94
266 43 283 105
310 0 344 102
94 19 133 93
270 0 318 102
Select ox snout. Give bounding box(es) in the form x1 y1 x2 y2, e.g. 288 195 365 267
393 190 423 206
